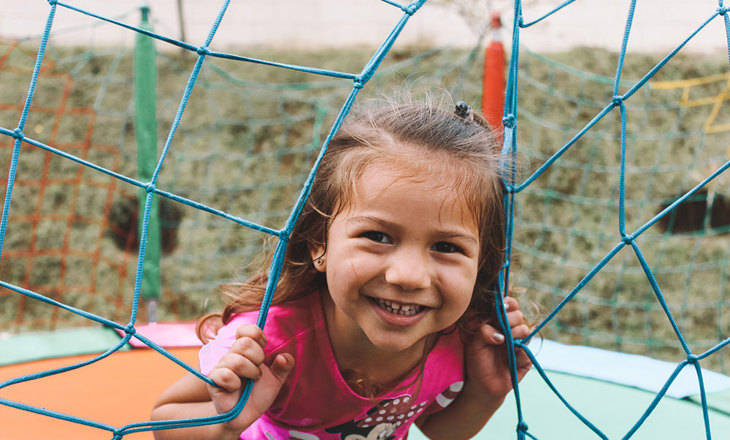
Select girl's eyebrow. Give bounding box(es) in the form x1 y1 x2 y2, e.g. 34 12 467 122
346 216 478 244
439 232 479 245
346 215 396 229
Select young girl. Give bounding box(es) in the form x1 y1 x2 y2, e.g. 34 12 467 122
151 98 532 440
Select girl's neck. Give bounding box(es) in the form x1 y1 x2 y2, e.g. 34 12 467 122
319 290 426 389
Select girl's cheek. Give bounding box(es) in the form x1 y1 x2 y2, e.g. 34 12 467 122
445 265 477 290
347 254 382 283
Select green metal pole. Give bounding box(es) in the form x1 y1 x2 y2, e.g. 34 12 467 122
135 4 161 322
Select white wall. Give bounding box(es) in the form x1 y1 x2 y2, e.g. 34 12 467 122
519 0 730 55
0 0 728 54
0 1 475 50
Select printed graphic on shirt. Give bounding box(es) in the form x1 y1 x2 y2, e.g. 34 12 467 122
263 382 463 440
325 395 428 440
287 431 320 440
434 381 463 408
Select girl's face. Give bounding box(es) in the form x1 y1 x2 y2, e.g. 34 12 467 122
312 161 480 358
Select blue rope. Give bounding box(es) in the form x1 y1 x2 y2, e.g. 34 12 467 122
0 0 431 437
499 1 730 439
3 0 730 438
519 0 577 28
622 360 688 438
0 126 282 236
0 3 56 259
520 346 609 439
612 0 638 99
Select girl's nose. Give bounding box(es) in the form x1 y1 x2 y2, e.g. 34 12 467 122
384 249 431 290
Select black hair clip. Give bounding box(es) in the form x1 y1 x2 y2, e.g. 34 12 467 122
454 101 474 121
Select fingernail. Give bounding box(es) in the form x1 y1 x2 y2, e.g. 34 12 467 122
274 355 292 375
279 354 289 367
494 332 505 343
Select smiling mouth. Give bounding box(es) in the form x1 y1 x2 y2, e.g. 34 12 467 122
371 298 426 316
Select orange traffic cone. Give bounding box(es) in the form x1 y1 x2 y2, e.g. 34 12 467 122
482 11 506 142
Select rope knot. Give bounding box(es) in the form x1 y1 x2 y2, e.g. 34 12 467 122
502 114 516 128
612 95 624 106
404 3 418 15
517 421 529 432
687 354 699 364
718 6 729 15
11 128 24 140
47 0 57 4
353 78 364 89
196 45 210 56
621 234 633 244
144 183 156 193
124 325 136 336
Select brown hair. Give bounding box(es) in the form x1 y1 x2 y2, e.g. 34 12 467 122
198 96 507 395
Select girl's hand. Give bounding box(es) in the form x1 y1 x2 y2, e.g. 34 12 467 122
463 296 532 403
206 324 295 435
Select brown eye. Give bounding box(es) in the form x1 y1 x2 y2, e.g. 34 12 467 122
431 242 460 253
362 231 391 244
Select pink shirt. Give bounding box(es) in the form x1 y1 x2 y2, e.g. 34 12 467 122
199 293 464 440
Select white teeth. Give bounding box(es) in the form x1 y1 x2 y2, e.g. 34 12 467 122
373 298 423 316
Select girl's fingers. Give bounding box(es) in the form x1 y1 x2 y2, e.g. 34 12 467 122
481 299 531 345
480 323 531 344
230 335 266 365
269 353 295 383
209 364 244 391
506 310 524 325
235 324 267 348
225 347 264 375
503 297 528 327
502 296 519 312
208 324 268 391
510 324 530 339
515 347 533 374
479 324 506 344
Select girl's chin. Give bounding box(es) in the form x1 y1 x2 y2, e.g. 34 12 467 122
367 342 422 357
363 329 430 355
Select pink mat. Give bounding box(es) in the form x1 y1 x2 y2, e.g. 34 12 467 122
116 322 203 348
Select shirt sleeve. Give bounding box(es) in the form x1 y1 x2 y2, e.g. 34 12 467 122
198 314 256 376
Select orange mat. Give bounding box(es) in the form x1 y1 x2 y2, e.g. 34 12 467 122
0 348 200 440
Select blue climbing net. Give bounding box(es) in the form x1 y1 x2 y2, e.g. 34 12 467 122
1 0 729 439
0 0 428 437
500 1 730 439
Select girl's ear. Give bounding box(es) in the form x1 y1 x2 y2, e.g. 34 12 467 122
310 245 327 272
